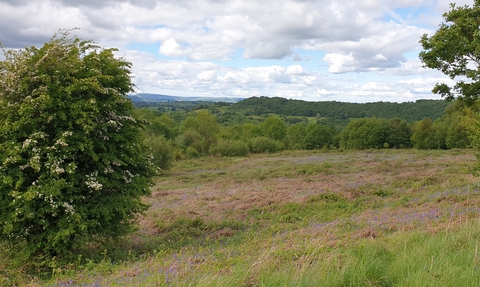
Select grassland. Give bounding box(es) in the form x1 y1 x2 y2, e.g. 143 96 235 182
4 149 480 286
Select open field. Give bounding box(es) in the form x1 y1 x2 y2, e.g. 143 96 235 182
6 149 480 286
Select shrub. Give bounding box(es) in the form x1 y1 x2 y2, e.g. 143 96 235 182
144 134 173 170
186 146 200 158
248 137 283 153
261 116 287 142
303 123 337 150
209 139 249 157
0 30 154 257
340 118 390 149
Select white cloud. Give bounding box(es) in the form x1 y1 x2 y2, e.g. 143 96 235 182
379 58 425 76
286 65 308 75
198 70 217 81
373 54 388 61
323 53 356 73
0 0 463 102
159 38 184 57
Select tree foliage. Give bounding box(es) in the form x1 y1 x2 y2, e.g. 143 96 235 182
303 123 337 150
134 109 175 170
411 100 471 150
286 123 307 150
387 118 412 149
260 116 287 142
338 117 412 150
209 139 249 157
248 137 283 153
411 118 436 149
178 111 220 155
231 96 449 124
419 1 480 105
340 118 390 150
0 30 154 256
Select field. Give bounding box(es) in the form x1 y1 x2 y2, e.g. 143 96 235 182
7 149 480 286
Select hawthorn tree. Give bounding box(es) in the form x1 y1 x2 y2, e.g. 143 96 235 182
0 30 155 256
419 0 480 105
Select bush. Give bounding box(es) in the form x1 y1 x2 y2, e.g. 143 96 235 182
411 118 436 149
144 134 173 170
186 146 200 158
286 123 307 150
303 123 337 150
340 118 390 150
261 117 287 141
0 30 154 257
248 137 283 153
179 111 220 154
209 139 249 157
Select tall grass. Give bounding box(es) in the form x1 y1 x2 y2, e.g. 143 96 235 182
3 149 480 286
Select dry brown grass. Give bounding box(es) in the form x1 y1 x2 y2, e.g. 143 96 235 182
28 149 480 287
139 149 480 239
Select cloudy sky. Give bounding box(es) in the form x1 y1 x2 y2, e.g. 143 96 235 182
0 0 472 103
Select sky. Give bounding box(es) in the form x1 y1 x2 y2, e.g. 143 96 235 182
0 0 474 103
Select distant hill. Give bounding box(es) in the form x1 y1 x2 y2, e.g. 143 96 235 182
231 96 451 122
130 94 451 124
128 93 244 103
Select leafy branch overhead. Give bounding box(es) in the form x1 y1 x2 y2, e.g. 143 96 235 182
420 0 480 105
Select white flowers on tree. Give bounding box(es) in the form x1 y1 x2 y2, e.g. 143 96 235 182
0 29 155 256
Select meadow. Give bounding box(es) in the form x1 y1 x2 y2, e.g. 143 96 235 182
5 148 480 286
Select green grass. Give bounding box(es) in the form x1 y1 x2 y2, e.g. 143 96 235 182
3 149 480 286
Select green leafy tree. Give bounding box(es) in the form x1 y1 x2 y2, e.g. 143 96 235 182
240 123 263 140
181 111 220 140
248 137 283 153
135 109 178 140
132 109 175 170
220 125 244 140
446 117 470 149
432 119 448 149
144 134 173 170
0 30 154 256
286 123 306 150
209 139 249 157
419 1 480 105
303 123 336 150
464 102 480 161
411 103 470 150
260 116 287 142
411 118 436 149
339 118 390 150
387 118 412 148
178 111 220 155
443 102 470 149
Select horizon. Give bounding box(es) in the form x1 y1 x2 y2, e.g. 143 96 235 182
130 92 449 105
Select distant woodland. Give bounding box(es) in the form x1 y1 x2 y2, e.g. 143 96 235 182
133 96 468 170
231 97 449 122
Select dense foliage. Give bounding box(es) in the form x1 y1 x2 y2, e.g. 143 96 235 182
420 0 480 105
230 96 449 122
0 31 154 257
339 118 412 150
132 97 469 160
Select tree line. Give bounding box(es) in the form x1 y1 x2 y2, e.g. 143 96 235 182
137 99 470 170
230 96 450 122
